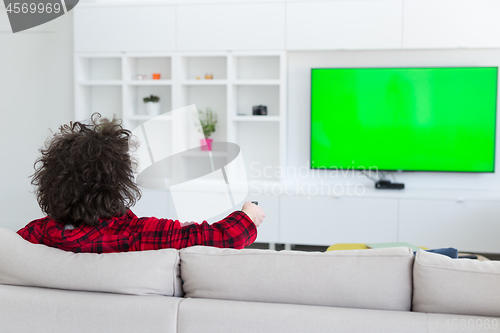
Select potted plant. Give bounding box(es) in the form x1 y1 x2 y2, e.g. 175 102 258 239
198 108 218 151
143 95 160 116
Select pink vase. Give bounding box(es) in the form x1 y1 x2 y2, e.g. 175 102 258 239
200 138 213 151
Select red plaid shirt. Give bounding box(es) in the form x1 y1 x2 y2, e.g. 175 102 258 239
17 210 257 253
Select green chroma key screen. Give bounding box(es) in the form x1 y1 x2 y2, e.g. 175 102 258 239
311 67 498 172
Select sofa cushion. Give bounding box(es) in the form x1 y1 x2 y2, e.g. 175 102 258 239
0 284 182 333
178 298 429 333
178 298 500 333
413 249 500 317
180 246 414 311
0 228 183 297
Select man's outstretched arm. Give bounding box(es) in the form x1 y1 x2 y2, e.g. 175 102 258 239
132 201 265 250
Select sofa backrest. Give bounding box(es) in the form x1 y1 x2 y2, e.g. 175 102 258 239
180 246 414 311
413 249 500 317
0 228 183 297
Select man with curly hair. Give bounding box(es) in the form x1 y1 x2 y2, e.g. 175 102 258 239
17 114 265 253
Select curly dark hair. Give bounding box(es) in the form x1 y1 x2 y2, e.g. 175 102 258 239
31 113 141 227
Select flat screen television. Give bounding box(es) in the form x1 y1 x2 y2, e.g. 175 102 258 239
310 67 498 172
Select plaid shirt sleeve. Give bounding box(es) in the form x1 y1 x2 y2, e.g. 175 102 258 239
129 211 257 251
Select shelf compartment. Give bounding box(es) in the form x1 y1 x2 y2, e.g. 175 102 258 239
234 56 280 80
234 85 280 116
125 56 172 81
180 85 227 143
80 85 122 120
180 56 227 80
233 80 280 86
127 80 172 86
76 57 122 81
126 85 172 117
233 115 280 122
180 80 227 86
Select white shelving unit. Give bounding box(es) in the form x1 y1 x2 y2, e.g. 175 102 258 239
74 53 175 129
74 51 287 184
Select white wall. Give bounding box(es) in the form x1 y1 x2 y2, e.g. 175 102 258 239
287 49 500 191
0 9 74 230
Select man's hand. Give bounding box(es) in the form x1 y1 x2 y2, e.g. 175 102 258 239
241 201 265 227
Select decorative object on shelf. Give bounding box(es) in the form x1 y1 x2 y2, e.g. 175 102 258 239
143 94 160 116
252 105 268 116
198 108 218 151
196 76 201 80
204 73 213 80
136 74 147 80
152 73 161 80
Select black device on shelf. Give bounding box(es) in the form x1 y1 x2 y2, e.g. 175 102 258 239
252 105 267 116
360 171 405 190
375 180 405 190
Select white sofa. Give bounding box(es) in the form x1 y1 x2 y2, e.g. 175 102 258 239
0 228 499 332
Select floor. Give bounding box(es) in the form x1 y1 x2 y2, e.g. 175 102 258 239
246 242 500 261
